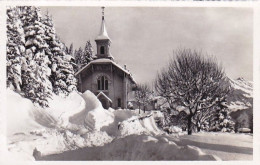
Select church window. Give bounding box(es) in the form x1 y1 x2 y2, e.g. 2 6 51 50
100 46 105 54
105 79 108 90
98 76 108 90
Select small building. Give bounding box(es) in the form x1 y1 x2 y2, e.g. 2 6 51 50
75 7 136 109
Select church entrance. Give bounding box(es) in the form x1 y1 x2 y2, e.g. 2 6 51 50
97 92 112 109
100 98 109 109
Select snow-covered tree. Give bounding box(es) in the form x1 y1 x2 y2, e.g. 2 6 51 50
156 108 171 130
42 12 77 96
83 41 93 63
155 49 230 135
135 84 152 114
68 43 74 56
74 47 83 68
19 6 52 107
74 41 93 70
6 7 25 91
204 102 235 132
7 6 77 107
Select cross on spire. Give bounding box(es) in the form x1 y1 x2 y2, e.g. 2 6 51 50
102 6 105 20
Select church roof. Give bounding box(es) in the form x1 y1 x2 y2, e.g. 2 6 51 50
75 58 136 84
95 18 110 41
97 91 112 103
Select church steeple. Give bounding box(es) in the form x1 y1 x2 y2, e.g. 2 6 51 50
95 7 113 60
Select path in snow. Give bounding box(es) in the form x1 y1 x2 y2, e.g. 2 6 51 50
174 132 253 160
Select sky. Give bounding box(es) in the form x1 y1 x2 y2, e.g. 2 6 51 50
41 7 253 84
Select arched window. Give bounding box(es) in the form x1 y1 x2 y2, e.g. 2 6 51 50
100 46 105 54
97 76 108 90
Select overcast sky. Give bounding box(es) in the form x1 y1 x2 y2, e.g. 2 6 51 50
41 7 253 84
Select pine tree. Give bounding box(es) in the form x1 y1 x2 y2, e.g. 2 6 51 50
75 47 84 68
42 12 77 96
19 6 52 107
7 6 77 107
74 41 94 70
83 40 93 64
204 102 235 132
6 7 25 91
69 43 73 56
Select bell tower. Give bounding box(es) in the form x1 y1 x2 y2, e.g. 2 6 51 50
95 7 113 60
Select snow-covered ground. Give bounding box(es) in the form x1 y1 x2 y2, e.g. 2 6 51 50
4 89 252 161
38 132 253 161
176 132 253 160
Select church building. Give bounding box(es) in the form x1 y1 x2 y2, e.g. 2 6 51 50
75 7 136 109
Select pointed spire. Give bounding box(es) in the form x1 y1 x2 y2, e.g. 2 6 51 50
96 7 110 41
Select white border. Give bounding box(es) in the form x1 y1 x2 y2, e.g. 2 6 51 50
0 1 259 165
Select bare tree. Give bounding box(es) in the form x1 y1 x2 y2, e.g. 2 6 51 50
155 49 230 135
135 84 152 114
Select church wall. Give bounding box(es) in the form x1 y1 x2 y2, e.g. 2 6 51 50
79 66 128 109
111 70 125 108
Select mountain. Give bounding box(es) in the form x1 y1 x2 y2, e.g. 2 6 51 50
226 77 253 112
226 77 253 132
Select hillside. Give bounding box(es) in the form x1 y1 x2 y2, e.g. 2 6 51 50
226 78 253 131
226 77 253 111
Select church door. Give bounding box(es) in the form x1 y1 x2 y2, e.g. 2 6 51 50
100 98 108 109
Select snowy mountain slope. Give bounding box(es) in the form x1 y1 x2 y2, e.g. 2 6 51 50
226 78 253 131
226 77 253 111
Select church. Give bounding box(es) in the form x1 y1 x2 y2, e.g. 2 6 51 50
75 7 136 109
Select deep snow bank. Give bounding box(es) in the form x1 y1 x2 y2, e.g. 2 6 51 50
6 89 87 136
119 113 162 137
7 89 43 136
6 89 220 161
38 134 220 161
82 91 114 131
6 89 113 160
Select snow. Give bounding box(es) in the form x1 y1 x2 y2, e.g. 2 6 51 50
82 90 114 131
6 89 225 161
38 134 220 161
230 78 253 98
7 89 43 136
96 91 112 103
177 132 253 160
6 89 113 160
96 19 110 40
169 126 183 133
75 58 132 77
227 101 250 111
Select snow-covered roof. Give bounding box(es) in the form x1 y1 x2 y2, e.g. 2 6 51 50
97 91 112 103
75 58 136 84
95 19 110 41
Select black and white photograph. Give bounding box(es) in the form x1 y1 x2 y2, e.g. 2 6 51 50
1 1 258 162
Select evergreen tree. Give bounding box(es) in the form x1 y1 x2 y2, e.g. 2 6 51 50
69 43 73 56
83 40 93 64
6 7 25 91
203 102 235 132
74 41 94 70
7 6 77 107
19 6 52 107
42 12 77 96
75 47 84 68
